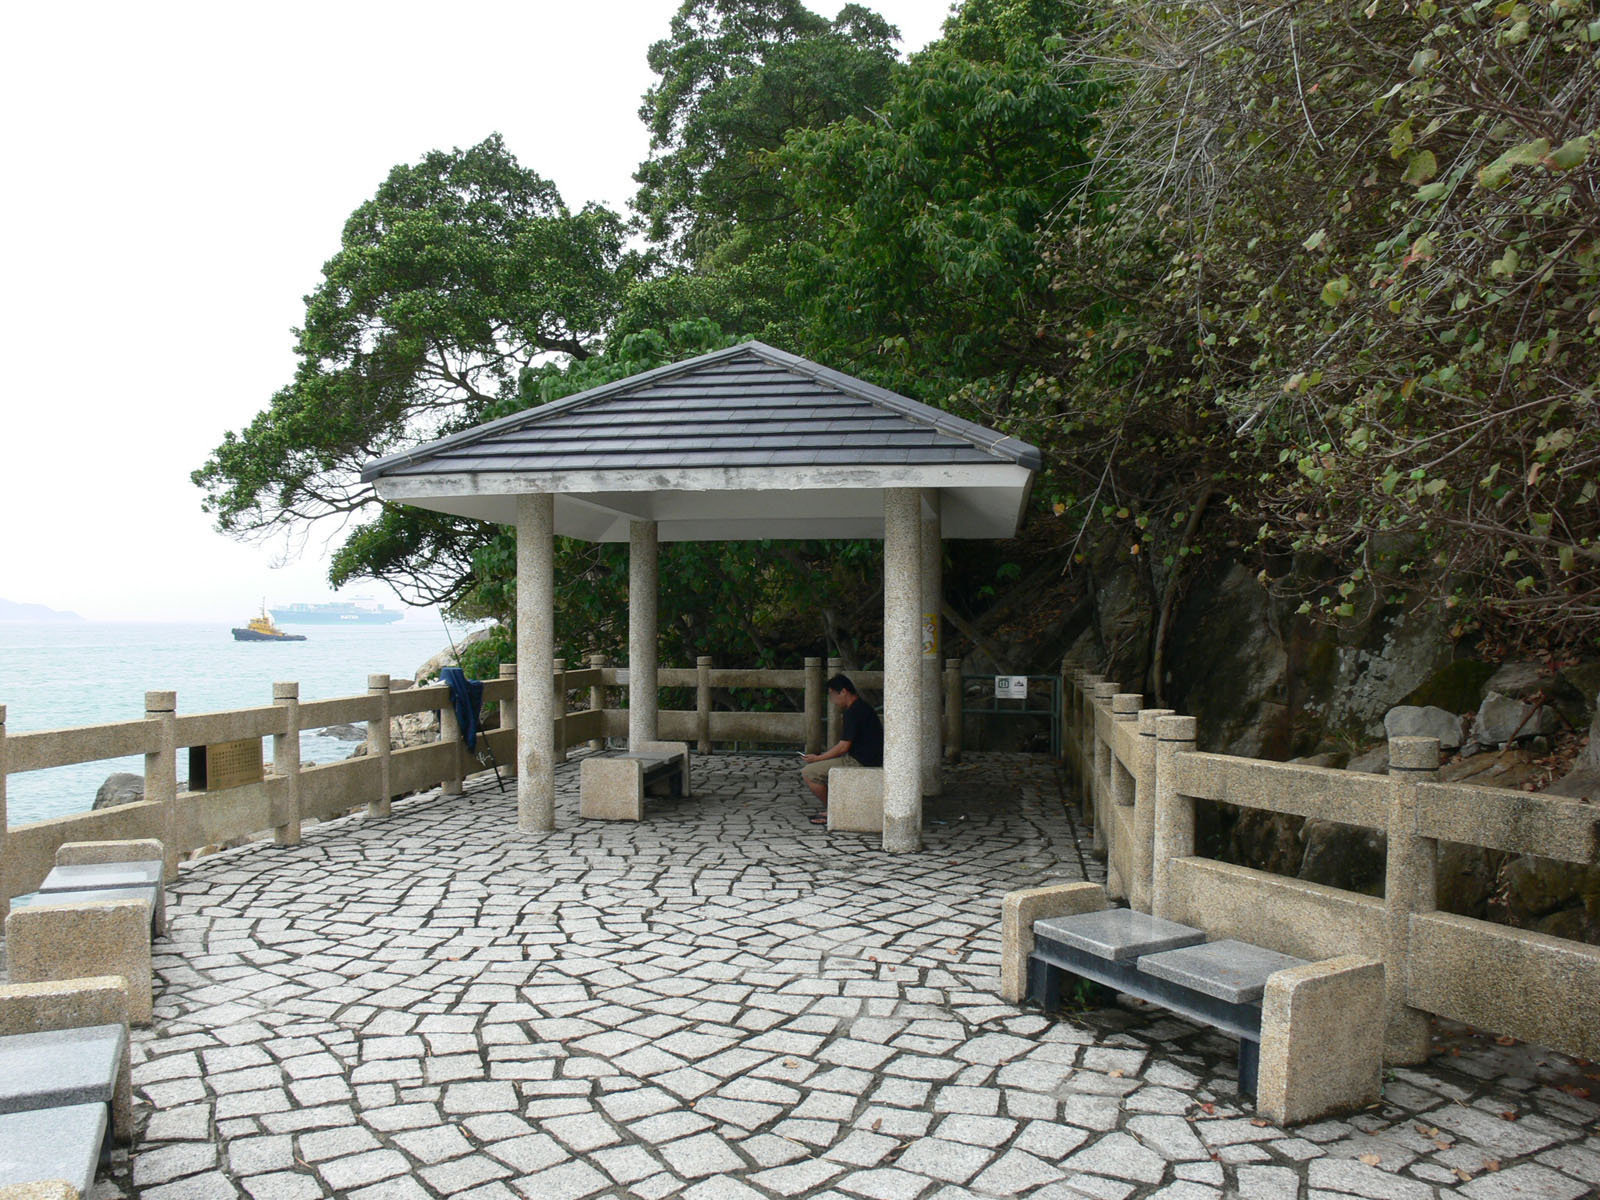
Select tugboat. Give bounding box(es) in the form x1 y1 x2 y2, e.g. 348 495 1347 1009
232 606 307 642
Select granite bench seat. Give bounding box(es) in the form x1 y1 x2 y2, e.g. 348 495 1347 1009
38 859 166 936
580 742 691 821
0 977 135 1196
11 885 162 935
1003 882 1385 1124
0 1101 107 1195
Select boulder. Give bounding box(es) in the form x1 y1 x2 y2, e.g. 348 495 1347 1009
1474 691 1560 745
1346 744 1389 774
1383 705 1464 748
317 723 366 741
1484 660 1560 700
1298 819 1386 895
93 773 144 809
1436 842 1499 919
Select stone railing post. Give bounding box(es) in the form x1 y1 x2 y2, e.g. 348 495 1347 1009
1109 694 1142 807
1384 735 1439 1064
944 659 962 762
498 664 518 776
1077 672 1103 816
272 682 301 847
699 656 715 754
145 691 178 877
438 677 464 797
553 658 567 764
1151 714 1197 921
366 675 392 818
1131 707 1175 914
803 657 823 755
1105 693 1142 900
826 656 844 747
588 653 608 751
1089 681 1118 853
0 705 9 921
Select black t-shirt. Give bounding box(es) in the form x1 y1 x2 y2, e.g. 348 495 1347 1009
842 696 884 767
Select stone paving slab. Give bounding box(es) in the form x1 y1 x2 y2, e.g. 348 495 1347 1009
49 753 1600 1198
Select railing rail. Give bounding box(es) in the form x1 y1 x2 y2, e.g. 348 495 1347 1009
0 656 968 919
1060 664 1600 1067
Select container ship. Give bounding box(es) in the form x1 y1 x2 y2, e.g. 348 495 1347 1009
270 600 404 625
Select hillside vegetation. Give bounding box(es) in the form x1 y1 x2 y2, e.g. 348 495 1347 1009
195 0 1600 724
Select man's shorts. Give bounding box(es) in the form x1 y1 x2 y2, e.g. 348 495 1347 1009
801 754 862 784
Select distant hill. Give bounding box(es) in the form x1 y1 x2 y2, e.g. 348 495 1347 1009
0 598 84 622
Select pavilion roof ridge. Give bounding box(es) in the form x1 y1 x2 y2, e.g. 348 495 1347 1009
360 340 1041 482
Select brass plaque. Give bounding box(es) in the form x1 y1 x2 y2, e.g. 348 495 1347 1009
196 738 264 791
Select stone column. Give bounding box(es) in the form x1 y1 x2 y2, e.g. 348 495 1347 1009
698 656 715 754
366 675 392 818
1090 681 1118 853
628 519 659 750
1077 672 1103 817
943 659 962 763
588 653 608 751
1131 707 1175 914
920 491 942 796
145 691 178 877
498 664 517 776
1106 693 1141 899
1384 735 1439 1064
0 705 8 922
883 488 925 853
439 684 464 798
1151 714 1198 921
517 492 557 831
552 658 567 764
804 657 824 755
272 682 301 846
826 656 844 747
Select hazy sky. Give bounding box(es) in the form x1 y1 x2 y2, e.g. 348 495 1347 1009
1 0 949 623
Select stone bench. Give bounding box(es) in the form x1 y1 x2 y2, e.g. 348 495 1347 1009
4 841 167 1026
0 977 134 1197
826 767 883 833
579 741 691 821
1001 883 1384 1125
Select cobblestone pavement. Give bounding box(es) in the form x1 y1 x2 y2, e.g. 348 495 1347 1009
111 753 1599 1200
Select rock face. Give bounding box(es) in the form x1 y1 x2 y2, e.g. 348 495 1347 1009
94 773 144 809
317 724 366 741
1383 705 1463 748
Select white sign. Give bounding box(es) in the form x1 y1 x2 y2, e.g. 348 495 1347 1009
995 675 1029 700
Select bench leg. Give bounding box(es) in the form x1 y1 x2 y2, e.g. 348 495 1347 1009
1237 1037 1259 1097
1028 958 1063 1014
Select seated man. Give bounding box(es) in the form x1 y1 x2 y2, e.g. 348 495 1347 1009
799 674 884 825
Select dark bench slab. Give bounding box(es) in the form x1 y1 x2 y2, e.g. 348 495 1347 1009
39 862 162 892
1034 909 1204 962
0 1024 125 1116
610 751 684 796
0 1101 107 1194
1139 939 1307 1005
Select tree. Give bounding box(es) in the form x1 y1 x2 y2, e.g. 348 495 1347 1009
194 135 632 604
634 0 900 267
1034 0 1600 651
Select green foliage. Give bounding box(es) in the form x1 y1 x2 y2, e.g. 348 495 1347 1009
776 9 1101 393
635 0 899 266
1035 0 1600 650
193 135 632 605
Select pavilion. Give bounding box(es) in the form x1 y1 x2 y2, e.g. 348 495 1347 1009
361 341 1039 852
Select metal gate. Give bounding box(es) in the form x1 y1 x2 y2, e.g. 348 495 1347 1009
960 674 1061 757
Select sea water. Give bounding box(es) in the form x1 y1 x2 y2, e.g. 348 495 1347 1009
0 620 480 826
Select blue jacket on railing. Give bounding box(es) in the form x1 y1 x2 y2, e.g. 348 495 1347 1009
440 667 483 752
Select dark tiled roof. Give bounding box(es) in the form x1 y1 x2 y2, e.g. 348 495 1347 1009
361 342 1041 482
